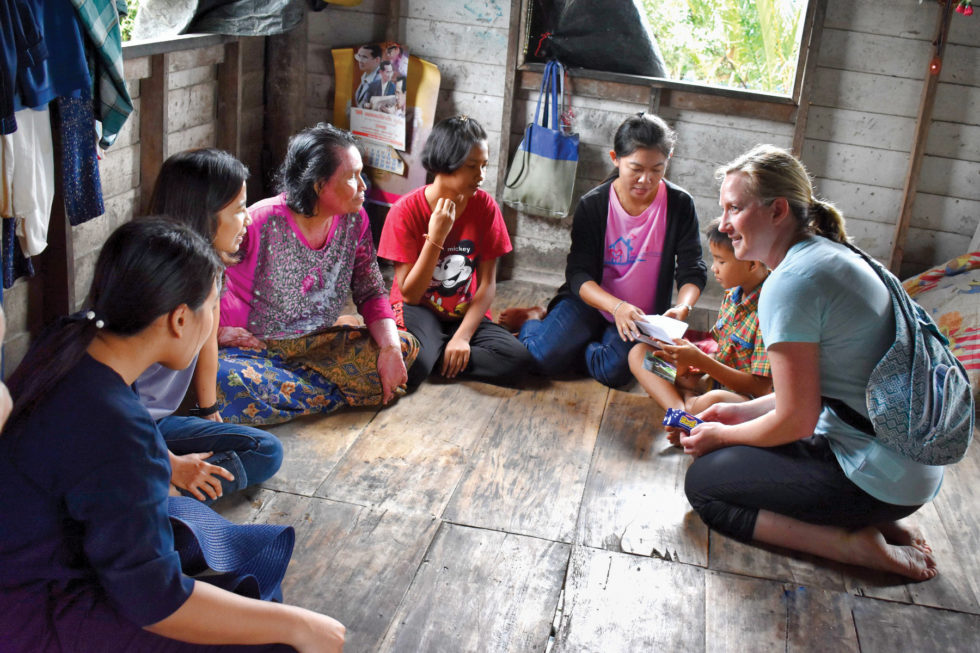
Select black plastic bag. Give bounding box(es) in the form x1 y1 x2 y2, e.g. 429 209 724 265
535 0 666 78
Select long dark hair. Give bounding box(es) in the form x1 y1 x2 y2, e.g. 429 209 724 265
277 123 360 216
148 148 249 250
6 219 222 427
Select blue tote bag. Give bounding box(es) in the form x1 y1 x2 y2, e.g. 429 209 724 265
502 60 579 218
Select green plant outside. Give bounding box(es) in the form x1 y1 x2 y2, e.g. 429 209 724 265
642 0 806 95
120 0 139 42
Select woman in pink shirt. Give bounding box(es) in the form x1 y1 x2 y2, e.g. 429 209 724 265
216 123 418 424
501 113 707 387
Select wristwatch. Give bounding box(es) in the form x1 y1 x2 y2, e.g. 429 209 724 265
675 303 693 312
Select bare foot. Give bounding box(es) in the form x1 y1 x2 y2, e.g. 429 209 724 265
848 526 938 581
498 305 546 332
334 314 361 327
878 520 930 551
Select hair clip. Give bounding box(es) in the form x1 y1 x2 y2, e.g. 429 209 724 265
85 310 105 329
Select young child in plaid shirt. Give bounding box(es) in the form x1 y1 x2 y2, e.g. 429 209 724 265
628 218 772 443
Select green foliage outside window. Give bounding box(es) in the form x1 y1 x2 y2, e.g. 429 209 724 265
120 0 139 42
642 0 806 95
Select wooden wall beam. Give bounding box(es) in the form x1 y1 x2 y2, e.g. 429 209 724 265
790 0 828 156
889 0 955 273
516 70 796 123
139 53 168 214
39 116 75 323
263 13 308 188
385 0 400 43
216 40 243 158
495 0 531 280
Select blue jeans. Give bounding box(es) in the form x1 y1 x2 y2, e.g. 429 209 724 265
158 416 284 503
518 295 637 387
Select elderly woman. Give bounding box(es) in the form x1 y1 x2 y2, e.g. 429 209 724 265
216 123 418 424
682 145 942 580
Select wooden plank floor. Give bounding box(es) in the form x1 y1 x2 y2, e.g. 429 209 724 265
216 280 980 653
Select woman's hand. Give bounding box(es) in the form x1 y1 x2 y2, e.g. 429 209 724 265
679 421 728 458
170 452 235 501
427 197 456 245
613 301 642 342
441 335 471 378
289 610 346 653
699 400 760 426
376 345 407 404
217 326 265 350
663 305 690 322
202 411 223 423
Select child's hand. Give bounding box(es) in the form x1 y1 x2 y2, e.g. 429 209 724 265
428 197 456 245
441 334 471 378
659 338 704 369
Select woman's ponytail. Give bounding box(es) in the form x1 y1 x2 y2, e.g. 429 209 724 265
5 219 221 434
6 313 105 426
808 198 848 244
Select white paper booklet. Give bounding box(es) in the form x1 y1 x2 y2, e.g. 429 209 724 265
633 314 688 347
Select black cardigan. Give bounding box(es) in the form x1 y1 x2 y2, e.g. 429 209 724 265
549 178 708 315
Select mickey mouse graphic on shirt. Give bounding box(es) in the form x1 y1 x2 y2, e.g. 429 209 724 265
424 239 476 318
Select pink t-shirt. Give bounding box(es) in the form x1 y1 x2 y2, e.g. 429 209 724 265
599 180 668 320
378 186 511 326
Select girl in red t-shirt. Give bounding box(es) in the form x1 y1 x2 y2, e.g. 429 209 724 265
378 115 534 388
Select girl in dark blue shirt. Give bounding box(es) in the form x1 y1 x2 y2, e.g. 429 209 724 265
0 220 344 652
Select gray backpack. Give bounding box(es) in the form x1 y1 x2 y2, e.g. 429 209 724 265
838 243 975 465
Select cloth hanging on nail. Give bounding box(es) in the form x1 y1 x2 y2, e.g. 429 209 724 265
1 104 54 257
54 89 104 225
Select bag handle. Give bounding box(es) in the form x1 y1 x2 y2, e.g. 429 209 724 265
533 60 562 129
508 60 563 190
533 60 553 128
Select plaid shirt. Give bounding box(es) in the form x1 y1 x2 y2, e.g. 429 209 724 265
711 282 770 378
69 0 132 148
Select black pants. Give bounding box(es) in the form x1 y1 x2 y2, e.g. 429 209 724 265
684 435 921 542
403 304 535 388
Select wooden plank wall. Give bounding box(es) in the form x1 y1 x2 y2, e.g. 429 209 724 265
807 1 980 278
306 0 511 191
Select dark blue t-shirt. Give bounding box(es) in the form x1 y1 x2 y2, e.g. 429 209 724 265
0 355 194 636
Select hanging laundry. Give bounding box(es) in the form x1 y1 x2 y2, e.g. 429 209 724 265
2 212 35 289
1 105 54 257
0 0 48 134
68 0 132 149
54 89 104 226
11 0 92 113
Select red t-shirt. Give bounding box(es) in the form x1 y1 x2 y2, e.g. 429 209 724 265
378 186 512 325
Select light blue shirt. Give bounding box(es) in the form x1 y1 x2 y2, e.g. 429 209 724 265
760 236 943 506
135 354 199 421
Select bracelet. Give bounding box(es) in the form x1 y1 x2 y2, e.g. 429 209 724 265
675 303 693 312
424 234 443 250
189 402 220 417
612 300 626 316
